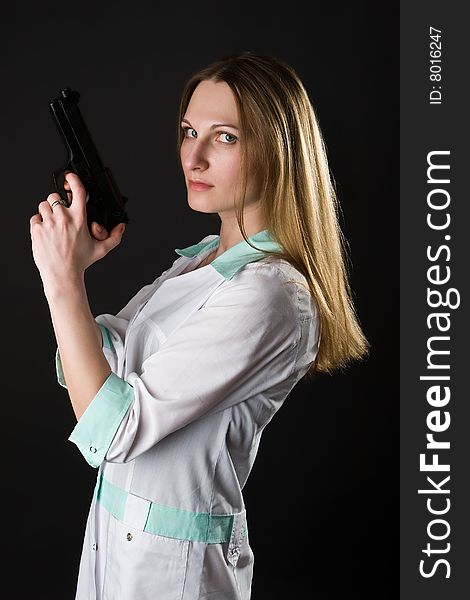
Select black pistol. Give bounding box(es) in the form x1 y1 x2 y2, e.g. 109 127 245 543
49 88 130 233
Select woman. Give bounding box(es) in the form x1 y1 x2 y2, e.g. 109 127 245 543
30 51 369 599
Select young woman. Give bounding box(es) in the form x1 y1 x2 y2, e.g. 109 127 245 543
30 51 369 599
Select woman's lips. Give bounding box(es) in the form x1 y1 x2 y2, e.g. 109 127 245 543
189 180 213 191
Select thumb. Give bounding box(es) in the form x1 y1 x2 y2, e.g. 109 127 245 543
92 222 126 263
101 222 126 251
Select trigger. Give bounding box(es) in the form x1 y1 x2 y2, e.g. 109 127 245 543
52 170 71 207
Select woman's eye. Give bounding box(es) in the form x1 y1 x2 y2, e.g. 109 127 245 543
182 126 197 138
218 131 237 144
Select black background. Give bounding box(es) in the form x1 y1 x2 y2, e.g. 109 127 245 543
1 2 398 598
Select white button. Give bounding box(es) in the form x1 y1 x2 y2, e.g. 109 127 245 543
92 543 98 551
126 533 133 541
89 446 97 453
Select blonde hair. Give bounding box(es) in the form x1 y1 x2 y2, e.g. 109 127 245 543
177 51 370 377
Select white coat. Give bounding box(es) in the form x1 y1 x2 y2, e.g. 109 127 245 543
55 229 320 599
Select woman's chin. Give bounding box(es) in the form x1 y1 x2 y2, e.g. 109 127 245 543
187 198 218 214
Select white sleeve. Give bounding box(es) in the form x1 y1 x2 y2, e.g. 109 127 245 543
94 280 157 374
68 268 319 467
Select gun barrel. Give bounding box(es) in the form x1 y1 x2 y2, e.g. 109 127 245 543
49 88 105 177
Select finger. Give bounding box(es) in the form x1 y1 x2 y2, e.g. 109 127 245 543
90 221 109 241
39 199 55 217
45 194 68 217
64 171 87 214
46 192 65 206
30 213 42 226
63 180 73 203
96 222 126 255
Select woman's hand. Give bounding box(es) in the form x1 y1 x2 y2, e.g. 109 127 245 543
30 171 126 295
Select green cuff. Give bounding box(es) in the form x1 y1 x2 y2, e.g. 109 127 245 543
68 372 134 468
55 324 113 389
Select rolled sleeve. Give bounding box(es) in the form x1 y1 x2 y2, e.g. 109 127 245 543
68 372 135 468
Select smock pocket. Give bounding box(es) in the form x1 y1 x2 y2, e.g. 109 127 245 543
103 514 189 600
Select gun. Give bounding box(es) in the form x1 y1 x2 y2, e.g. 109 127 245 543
49 88 130 233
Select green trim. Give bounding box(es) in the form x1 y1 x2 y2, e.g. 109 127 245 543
68 373 134 468
175 229 283 280
97 473 128 521
175 236 219 259
146 500 234 543
97 475 245 544
98 324 114 350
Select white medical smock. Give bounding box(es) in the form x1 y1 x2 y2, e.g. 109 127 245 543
55 229 320 600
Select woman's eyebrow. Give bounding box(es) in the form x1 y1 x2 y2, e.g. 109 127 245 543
182 118 239 131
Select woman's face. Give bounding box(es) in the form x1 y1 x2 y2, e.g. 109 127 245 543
180 79 260 217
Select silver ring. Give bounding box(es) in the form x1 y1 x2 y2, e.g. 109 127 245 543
51 199 67 208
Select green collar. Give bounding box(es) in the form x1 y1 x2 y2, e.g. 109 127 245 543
174 229 283 280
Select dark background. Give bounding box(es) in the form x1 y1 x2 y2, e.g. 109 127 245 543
1 2 398 598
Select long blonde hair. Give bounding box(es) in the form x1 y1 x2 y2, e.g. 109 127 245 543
177 51 370 377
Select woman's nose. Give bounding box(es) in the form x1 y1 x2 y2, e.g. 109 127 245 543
181 139 210 171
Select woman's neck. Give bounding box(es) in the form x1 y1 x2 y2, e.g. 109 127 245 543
214 214 266 259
